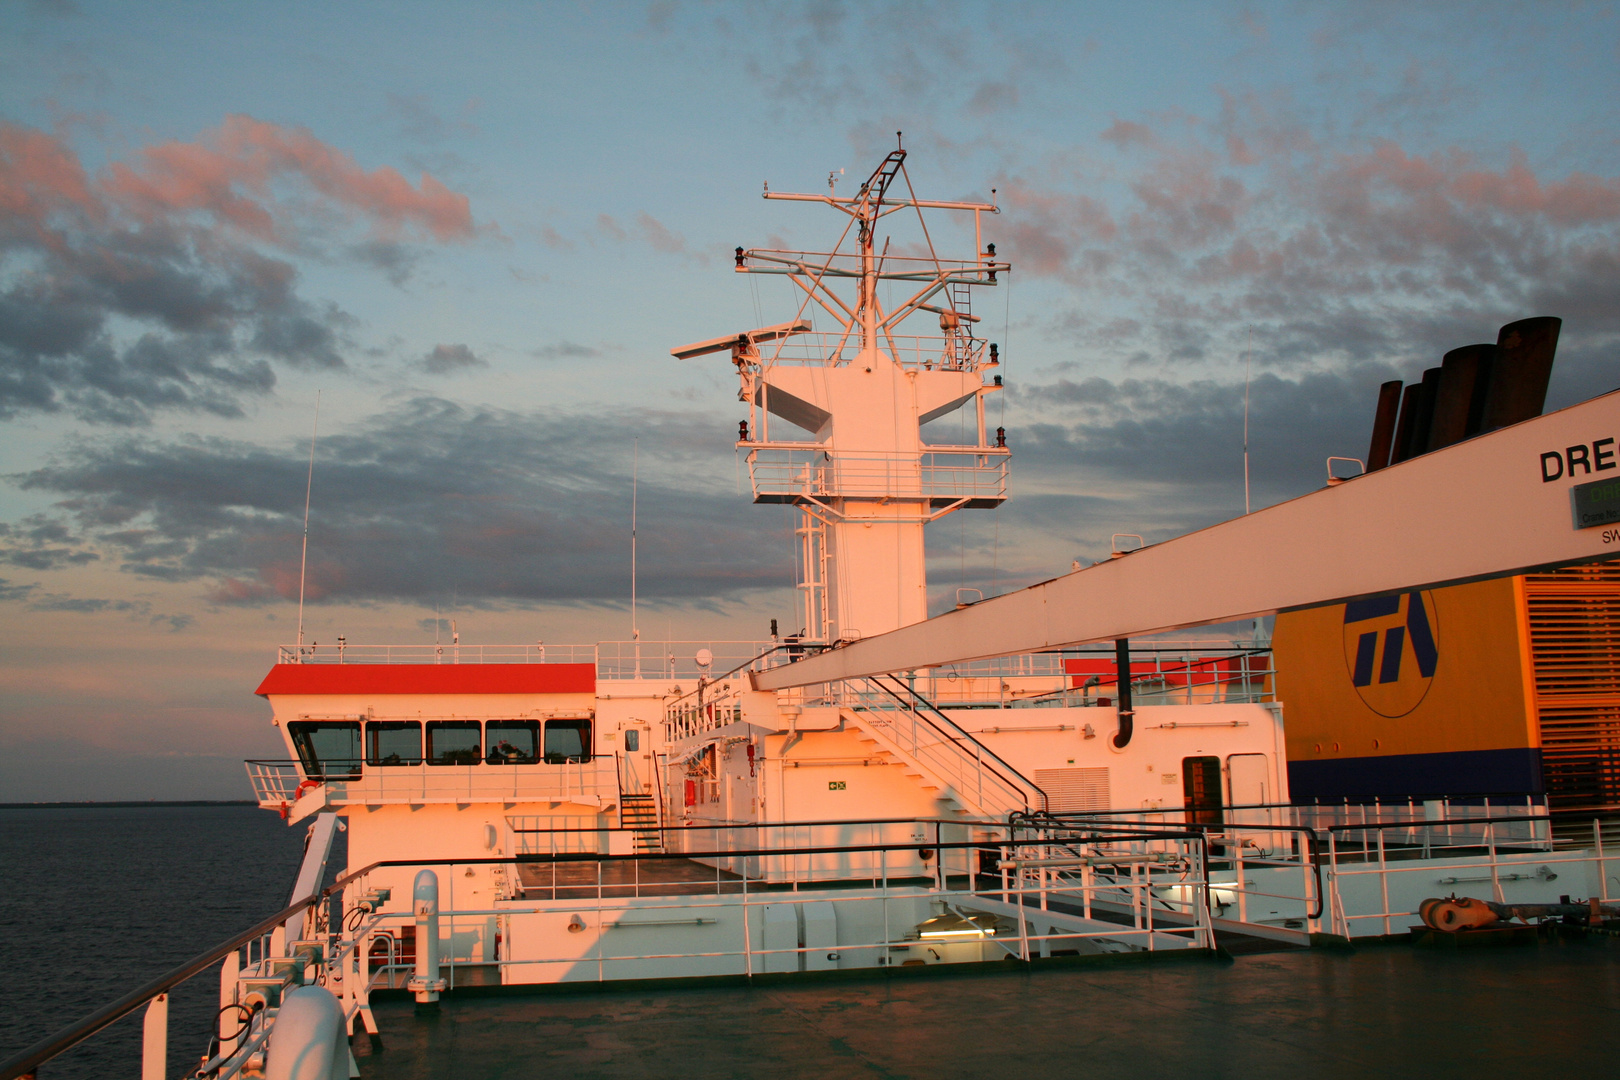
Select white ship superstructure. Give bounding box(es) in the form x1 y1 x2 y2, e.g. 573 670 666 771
245 151 1294 1006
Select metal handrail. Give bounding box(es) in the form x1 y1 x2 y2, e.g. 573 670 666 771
0 861 385 1080
1019 810 1328 919
863 675 1046 812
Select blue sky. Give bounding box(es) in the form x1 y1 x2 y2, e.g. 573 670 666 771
1 0 1617 799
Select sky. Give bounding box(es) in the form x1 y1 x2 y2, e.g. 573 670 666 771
1 1 1617 800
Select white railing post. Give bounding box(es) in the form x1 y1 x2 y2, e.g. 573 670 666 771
1317 833 1336 937
141 993 167 1080
1598 820 1610 902
1487 822 1505 903
1377 829 1391 937
218 948 240 1057
1234 841 1247 924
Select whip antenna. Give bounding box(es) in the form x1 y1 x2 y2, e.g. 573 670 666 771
1243 329 1252 516
296 391 320 651
631 438 639 642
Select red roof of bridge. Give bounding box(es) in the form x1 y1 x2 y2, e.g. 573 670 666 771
255 663 596 697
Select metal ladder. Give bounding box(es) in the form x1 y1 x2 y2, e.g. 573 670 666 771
620 793 664 853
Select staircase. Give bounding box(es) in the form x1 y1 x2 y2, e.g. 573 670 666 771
843 676 1045 819
620 793 664 854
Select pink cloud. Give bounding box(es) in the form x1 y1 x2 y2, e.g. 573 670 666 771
0 122 104 245
1333 141 1620 226
207 577 276 604
101 114 476 242
0 118 483 422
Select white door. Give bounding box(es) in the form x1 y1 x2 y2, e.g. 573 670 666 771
1226 753 1275 855
620 724 652 793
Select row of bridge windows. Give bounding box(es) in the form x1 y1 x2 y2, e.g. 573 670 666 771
288 718 593 775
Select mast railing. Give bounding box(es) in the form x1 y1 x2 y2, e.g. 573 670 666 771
746 330 991 370
745 448 1007 505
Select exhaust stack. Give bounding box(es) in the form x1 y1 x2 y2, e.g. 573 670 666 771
1363 315 1560 469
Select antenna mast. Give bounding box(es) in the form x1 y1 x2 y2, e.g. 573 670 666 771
1243 329 1252 516
296 391 320 651
631 438 639 642
673 145 1010 643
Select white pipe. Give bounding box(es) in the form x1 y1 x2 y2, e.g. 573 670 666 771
408 870 445 1005
263 985 347 1080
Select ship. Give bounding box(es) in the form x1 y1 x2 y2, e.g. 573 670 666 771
5 146 1619 1080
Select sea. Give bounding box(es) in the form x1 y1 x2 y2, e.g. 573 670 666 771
0 804 317 1080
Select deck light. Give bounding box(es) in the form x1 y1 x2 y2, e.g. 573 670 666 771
915 911 999 939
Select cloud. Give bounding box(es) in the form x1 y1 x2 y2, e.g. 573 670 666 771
593 213 685 255
531 341 600 360
636 212 684 253
0 118 481 423
1005 367 1391 500
384 93 480 144
102 114 476 242
21 591 194 630
994 118 1620 375
0 516 100 570
966 82 1019 116
14 396 792 609
419 343 485 374
0 578 37 602
1100 120 1159 150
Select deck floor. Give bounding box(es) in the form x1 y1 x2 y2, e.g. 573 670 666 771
354 936 1620 1078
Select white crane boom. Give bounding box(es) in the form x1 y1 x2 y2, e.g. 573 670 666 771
753 388 1620 690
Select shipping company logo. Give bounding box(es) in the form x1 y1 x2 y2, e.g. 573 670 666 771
1341 591 1439 718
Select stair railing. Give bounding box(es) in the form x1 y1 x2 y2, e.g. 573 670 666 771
850 675 1046 815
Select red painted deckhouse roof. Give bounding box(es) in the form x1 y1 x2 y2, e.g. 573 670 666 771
255 663 596 697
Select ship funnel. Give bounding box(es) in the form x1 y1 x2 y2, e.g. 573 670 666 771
1365 380 1403 472
1427 343 1496 452
1361 315 1560 468
1405 367 1443 461
1389 383 1423 465
1479 316 1561 432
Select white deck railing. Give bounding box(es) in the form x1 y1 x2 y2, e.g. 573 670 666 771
244 759 616 809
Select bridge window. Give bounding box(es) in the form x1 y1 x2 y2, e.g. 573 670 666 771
367 721 422 766
427 721 482 765
486 720 540 764
543 718 592 763
289 721 361 780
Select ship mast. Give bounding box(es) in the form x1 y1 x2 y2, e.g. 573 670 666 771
673 141 1011 643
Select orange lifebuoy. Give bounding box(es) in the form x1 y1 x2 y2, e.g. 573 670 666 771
293 778 322 801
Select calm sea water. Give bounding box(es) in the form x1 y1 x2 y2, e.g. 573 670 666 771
0 805 320 1080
